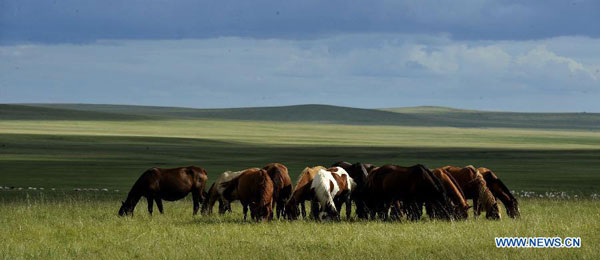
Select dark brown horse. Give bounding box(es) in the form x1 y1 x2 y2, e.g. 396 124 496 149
118 166 208 216
331 161 372 219
443 166 501 220
364 164 453 221
478 167 520 218
284 166 325 220
431 168 470 219
220 168 275 221
263 163 292 219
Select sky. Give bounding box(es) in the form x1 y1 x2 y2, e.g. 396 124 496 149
1 0 599 112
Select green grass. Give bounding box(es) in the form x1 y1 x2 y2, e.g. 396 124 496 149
1 104 599 258
0 194 598 259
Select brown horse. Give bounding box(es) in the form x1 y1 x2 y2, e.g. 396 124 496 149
430 168 470 219
364 164 453 221
478 167 520 218
201 170 245 215
443 166 501 220
284 166 325 220
263 163 292 219
118 166 208 216
220 168 275 221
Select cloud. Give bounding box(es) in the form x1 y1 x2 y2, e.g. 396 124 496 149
1 34 599 111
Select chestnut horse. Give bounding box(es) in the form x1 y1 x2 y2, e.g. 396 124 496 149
118 166 208 216
430 168 470 219
284 166 325 220
219 168 275 221
263 163 292 219
310 167 355 221
443 166 501 220
201 169 245 215
478 167 520 218
364 164 453 221
331 161 372 219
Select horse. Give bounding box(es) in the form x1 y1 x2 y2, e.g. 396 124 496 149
219 168 275 221
284 166 325 220
201 169 245 215
443 166 501 220
430 168 470 220
331 161 372 219
310 167 355 221
478 167 520 218
263 163 292 219
118 166 208 216
364 164 453 221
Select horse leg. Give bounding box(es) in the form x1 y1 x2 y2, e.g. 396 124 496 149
192 191 200 215
243 204 248 221
301 201 307 219
147 196 154 216
311 198 320 220
472 196 481 218
345 196 352 220
155 198 164 214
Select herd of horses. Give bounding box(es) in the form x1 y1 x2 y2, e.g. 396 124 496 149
118 162 520 222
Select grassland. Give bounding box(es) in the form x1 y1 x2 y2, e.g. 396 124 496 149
1 104 599 259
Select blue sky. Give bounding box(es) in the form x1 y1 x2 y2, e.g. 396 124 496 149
1 0 599 111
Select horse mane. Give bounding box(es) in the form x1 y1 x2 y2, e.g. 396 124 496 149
294 166 324 190
471 170 497 213
443 169 466 199
482 169 517 202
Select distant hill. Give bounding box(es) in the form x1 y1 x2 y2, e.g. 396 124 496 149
2 103 599 130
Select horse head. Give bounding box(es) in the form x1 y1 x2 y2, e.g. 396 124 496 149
508 200 521 218
454 204 471 220
118 201 134 217
485 201 502 220
284 198 300 220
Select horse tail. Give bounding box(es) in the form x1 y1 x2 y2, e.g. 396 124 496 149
219 174 243 202
265 165 282 199
257 170 274 218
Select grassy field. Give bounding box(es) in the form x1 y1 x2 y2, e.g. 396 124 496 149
1 104 599 259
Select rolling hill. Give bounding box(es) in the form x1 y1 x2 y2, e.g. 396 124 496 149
1 103 599 130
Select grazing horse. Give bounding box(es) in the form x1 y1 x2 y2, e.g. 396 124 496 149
478 167 520 218
364 164 453 221
118 166 208 216
430 168 470 219
284 166 325 220
331 161 372 219
263 163 292 219
443 166 501 220
219 168 275 221
201 170 245 215
310 167 355 221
